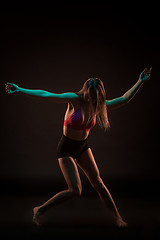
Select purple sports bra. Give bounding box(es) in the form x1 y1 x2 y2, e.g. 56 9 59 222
64 107 96 132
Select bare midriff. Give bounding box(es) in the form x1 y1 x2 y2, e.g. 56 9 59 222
63 126 89 141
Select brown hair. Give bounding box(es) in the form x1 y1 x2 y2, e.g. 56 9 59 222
76 77 110 131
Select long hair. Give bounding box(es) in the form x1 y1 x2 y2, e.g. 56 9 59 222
76 77 110 131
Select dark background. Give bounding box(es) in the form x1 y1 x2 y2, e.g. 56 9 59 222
0 2 160 239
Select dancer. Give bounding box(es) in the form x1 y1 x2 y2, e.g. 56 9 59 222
5 67 152 227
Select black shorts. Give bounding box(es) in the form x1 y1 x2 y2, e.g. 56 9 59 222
57 135 90 159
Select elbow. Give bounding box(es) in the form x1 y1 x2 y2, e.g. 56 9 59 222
121 95 128 104
39 91 48 98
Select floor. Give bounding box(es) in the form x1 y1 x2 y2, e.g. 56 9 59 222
0 193 160 239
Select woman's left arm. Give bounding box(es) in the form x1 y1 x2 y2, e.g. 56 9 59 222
106 67 152 110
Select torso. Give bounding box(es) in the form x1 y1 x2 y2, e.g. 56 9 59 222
63 98 95 141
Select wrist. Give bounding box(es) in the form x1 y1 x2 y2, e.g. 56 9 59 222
138 78 144 85
16 87 21 92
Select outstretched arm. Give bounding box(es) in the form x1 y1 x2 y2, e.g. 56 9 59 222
106 67 152 110
5 83 79 104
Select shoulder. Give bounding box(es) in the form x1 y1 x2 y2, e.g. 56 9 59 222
69 93 83 109
65 92 81 106
106 96 126 110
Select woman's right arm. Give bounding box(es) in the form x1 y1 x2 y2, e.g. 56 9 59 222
5 83 79 104
106 67 152 110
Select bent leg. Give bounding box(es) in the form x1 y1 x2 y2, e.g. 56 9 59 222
76 148 127 227
33 156 82 225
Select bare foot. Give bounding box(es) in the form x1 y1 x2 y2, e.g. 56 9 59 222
115 217 128 228
33 206 42 226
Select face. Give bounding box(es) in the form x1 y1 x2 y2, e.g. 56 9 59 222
89 88 97 101
83 88 96 103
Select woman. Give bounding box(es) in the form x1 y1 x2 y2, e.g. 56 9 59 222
5 67 152 227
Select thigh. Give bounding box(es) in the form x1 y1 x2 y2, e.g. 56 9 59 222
58 156 82 191
75 148 100 182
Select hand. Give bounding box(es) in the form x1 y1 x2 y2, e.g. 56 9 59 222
139 67 152 82
5 83 20 94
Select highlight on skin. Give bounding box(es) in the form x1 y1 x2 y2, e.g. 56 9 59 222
5 67 152 227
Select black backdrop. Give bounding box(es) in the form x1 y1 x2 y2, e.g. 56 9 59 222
1 1 159 205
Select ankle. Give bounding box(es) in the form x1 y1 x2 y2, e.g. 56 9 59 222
110 211 122 222
38 205 46 215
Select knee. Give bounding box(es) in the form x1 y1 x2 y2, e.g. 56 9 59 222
91 176 104 191
70 186 82 197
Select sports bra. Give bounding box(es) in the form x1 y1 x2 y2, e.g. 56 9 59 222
64 107 96 132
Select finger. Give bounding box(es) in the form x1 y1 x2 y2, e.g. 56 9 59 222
6 85 9 90
5 85 8 93
144 68 148 74
147 69 152 76
5 84 9 91
7 83 13 86
141 68 147 75
7 85 14 90
148 67 152 73
140 68 147 78
148 72 151 78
